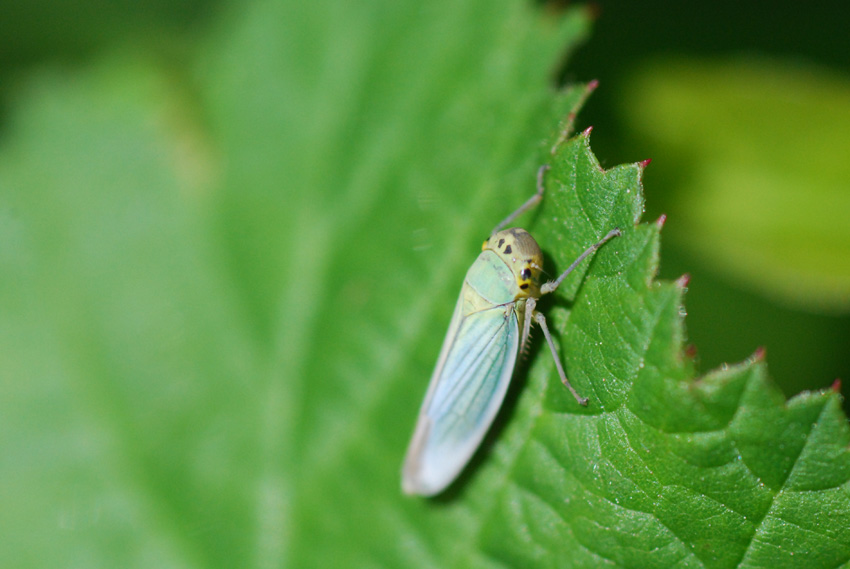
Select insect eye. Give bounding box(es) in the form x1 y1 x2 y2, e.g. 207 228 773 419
520 268 532 280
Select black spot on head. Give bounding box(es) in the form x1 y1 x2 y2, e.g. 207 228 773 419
520 268 531 280
520 283 529 290
504 244 512 254
498 238 505 247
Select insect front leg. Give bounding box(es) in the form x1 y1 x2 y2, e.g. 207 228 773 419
490 165 550 235
533 310 589 406
520 297 537 354
540 228 621 295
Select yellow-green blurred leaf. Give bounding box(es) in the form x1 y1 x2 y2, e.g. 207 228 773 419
624 58 850 312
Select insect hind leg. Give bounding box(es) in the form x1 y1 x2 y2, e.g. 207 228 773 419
534 310 589 406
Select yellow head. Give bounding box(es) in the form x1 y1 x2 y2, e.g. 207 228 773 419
482 228 544 298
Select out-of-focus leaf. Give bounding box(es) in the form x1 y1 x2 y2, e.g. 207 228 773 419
0 56 257 568
622 58 850 312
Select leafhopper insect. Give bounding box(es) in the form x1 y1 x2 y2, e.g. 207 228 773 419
402 165 620 496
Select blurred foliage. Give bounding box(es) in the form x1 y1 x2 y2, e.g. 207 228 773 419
1 0 849 567
623 58 850 313
0 0 214 67
614 57 850 401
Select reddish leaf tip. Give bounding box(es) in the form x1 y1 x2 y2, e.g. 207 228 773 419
582 125 594 136
676 273 690 288
752 346 767 361
656 214 667 229
684 344 698 359
639 158 652 168
832 378 842 393
587 79 600 92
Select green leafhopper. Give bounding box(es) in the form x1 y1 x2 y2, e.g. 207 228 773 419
402 165 620 496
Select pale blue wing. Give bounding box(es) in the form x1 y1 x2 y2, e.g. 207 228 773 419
402 302 519 495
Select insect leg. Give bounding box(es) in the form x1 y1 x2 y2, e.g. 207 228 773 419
540 228 621 295
490 165 549 235
533 310 589 406
520 297 537 354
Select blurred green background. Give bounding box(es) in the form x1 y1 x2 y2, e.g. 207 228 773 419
2 0 849 566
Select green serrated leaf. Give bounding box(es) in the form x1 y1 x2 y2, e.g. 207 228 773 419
477 135 850 569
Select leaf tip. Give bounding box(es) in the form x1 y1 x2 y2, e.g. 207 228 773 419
639 158 652 168
752 345 767 362
587 79 600 93
581 125 594 137
684 343 698 359
655 213 667 229
832 378 842 393
675 273 690 288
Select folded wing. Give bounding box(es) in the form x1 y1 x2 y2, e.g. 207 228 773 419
402 302 519 495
